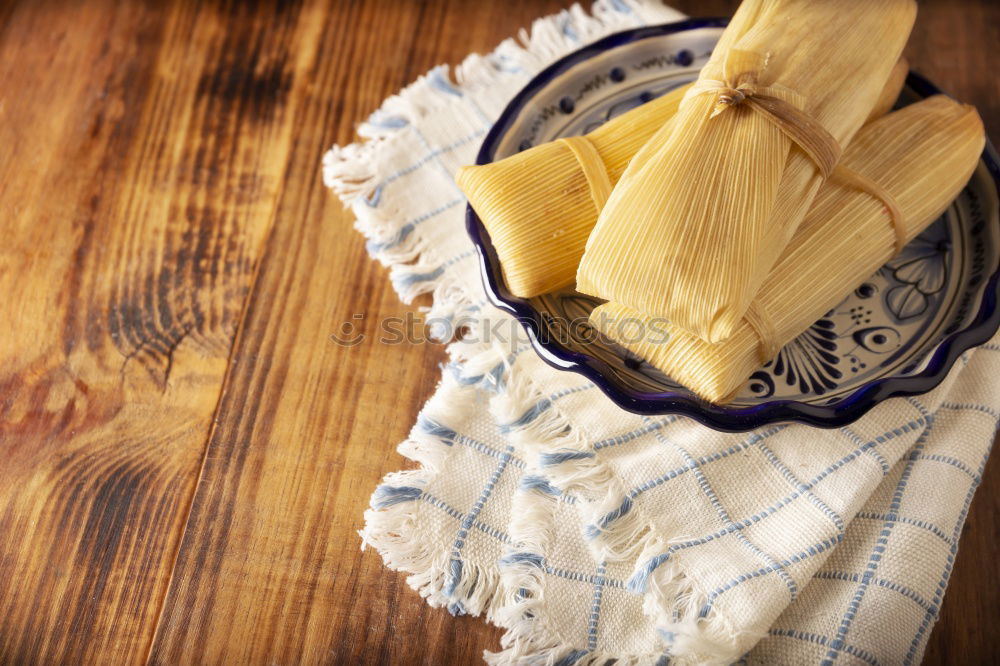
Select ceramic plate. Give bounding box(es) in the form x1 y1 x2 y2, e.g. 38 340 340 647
466 19 1000 431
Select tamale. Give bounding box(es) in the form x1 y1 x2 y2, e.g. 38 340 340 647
458 57 908 299
457 84 690 298
588 96 985 403
577 0 917 342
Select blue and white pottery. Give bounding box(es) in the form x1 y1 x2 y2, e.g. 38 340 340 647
466 19 1000 431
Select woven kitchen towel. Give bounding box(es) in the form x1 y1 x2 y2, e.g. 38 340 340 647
324 2 1000 663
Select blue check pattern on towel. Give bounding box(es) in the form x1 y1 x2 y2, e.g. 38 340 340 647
325 1 1000 663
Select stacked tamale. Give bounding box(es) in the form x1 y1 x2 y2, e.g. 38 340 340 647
457 0 986 404
590 98 984 401
579 0 918 342
457 59 908 299
457 83 691 297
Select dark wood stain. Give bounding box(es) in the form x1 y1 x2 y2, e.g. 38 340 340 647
0 0 995 664
0 0 312 662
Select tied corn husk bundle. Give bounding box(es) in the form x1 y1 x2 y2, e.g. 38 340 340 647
457 84 689 297
577 0 917 342
458 58 908 298
589 96 985 403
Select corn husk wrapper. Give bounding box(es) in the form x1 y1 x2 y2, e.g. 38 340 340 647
578 0 917 342
458 58 908 298
589 96 985 403
457 84 689 297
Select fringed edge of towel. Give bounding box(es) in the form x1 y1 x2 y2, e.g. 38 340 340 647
636 540 764 666
488 477 586 665
360 346 511 619
488 469 670 666
490 355 750 665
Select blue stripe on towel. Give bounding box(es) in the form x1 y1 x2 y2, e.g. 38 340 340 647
540 450 594 466
370 485 422 509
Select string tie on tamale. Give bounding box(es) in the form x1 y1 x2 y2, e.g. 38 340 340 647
742 165 906 367
556 136 613 212
744 301 779 364
832 165 907 252
684 49 842 179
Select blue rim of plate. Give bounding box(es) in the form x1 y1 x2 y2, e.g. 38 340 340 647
465 18 1000 432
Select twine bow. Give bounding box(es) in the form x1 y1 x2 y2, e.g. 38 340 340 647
709 79 758 117
685 50 843 180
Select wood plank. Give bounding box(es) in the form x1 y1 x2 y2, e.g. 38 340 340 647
0 0 321 661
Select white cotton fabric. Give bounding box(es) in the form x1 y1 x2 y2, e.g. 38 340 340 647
324 2 999 663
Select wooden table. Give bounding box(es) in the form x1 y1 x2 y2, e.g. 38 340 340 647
0 1 996 663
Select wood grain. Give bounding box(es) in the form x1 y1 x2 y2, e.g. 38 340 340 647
0 0 318 661
0 0 995 664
